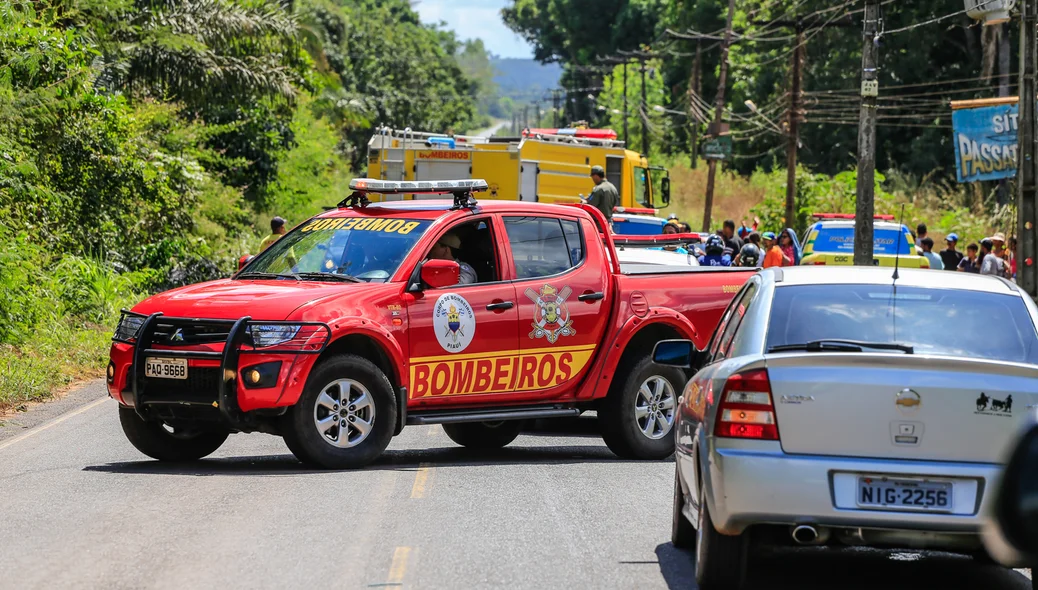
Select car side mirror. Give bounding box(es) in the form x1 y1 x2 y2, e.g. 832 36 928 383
652 339 696 368
984 422 1038 566
419 259 460 290
238 255 253 271
660 177 671 206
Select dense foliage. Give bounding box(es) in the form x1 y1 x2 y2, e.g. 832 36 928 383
504 0 1007 180
0 0 485 408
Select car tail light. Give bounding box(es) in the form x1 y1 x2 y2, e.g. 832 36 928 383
714 369 779 440
809 261 826 265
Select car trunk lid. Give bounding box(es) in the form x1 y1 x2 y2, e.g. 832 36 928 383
766 353 1038 463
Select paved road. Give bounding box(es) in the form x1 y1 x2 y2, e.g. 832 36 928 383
0 381 1032 589
474 119 509 138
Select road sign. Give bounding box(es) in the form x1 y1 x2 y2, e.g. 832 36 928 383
702 136 733 160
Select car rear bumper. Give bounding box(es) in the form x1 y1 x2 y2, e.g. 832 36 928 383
700 444 999 541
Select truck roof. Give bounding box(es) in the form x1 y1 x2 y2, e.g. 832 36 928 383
313 199 590 220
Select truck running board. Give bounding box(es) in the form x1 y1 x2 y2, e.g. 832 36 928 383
406 406 580 426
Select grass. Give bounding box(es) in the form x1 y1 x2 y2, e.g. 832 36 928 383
658 155 766 233
0 320 113 414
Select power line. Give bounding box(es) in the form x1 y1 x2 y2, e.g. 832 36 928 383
878 0 1002 37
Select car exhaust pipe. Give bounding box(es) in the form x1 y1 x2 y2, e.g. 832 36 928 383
791 525 819 545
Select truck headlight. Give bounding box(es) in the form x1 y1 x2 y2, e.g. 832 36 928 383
113 312 145 343
249 324 301 348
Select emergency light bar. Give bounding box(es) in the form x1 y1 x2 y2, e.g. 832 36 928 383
612 233 702 248
812 213 896 221
614 207 660 216
348 179 489 194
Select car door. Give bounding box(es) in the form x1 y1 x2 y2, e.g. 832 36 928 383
503 214 610 402
405 216 519 407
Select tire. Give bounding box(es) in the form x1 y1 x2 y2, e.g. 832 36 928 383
282 354 396 470
599 353 685 459
442 421 523 449
672 464 697 549
118 406 228 462
696 482 748 589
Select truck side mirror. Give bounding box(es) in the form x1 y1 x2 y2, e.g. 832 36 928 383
652 339 696 368
419 259 460 290
661 177 671 206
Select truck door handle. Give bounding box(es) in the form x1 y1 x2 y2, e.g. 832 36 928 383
578 291 605 302
486 301 514 311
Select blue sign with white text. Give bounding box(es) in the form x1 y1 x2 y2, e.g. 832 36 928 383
952 103 1018 183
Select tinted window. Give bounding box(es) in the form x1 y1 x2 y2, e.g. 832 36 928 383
766 285 1038 364
714 283 757 361
806 226 914 256
505 217 583 279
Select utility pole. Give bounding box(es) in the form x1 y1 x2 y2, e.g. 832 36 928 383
623 61 629 143
1019 0 1038 297
689 42 702 170
998 22 1012 206
522 105 529 131
702 0 737 232
785 25 804 231
640 58 649 155
854 0 880 266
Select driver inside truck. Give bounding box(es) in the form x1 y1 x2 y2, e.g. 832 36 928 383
427 231 478 285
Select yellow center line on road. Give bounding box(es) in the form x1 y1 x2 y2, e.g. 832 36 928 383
410 463 431 499
0 396 109 452
387 546 412 584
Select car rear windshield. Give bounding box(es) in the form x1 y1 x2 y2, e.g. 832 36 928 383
246 217 432 282
766 284 1038 365
806 226 913 255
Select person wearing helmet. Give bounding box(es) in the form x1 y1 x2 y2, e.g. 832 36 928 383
581 165 618 225
734 243 762 268
698 234 732 267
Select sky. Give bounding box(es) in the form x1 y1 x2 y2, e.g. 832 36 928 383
414 0 534 59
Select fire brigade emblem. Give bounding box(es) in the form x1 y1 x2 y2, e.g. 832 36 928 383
433 293 475 353
525 284 575 343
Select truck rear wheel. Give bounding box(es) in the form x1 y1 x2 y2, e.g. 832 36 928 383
118 406 228 461
442 421 523 449
599 353 683 460
282 354 397 470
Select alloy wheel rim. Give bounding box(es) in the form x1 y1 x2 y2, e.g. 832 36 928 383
634 375 676 440
313 379 375 448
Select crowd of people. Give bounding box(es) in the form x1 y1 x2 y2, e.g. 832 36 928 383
661 216 801 270
923 223 1017 279
660 216 1018 279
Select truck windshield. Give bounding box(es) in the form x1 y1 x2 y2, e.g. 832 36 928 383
244 217 432 282
633 167 651 207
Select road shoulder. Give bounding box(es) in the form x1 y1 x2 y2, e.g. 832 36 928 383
0 380 108 444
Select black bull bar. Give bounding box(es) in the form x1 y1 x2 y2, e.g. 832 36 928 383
125 312 330 426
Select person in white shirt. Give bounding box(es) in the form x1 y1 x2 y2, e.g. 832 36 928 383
919 237 943 270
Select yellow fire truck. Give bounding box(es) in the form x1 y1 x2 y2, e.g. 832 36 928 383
365 127 671 211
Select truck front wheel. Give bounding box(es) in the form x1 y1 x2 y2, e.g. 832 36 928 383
599 353 683 460
283 354 397 469
118 406 228 461
442 421 523 449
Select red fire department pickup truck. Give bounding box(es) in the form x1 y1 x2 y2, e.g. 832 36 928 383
106 179 755 469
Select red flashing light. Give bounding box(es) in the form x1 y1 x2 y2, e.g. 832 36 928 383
812 213 895 221
614 207 659 216
714 369 779 441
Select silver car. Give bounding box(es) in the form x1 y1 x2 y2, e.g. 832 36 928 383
655 266 1038 588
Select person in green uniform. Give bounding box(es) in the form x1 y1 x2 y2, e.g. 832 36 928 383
582 165 618 228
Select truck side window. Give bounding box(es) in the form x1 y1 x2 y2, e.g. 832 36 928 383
504 216 582 279
560 220 585 267
633 167 650 208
